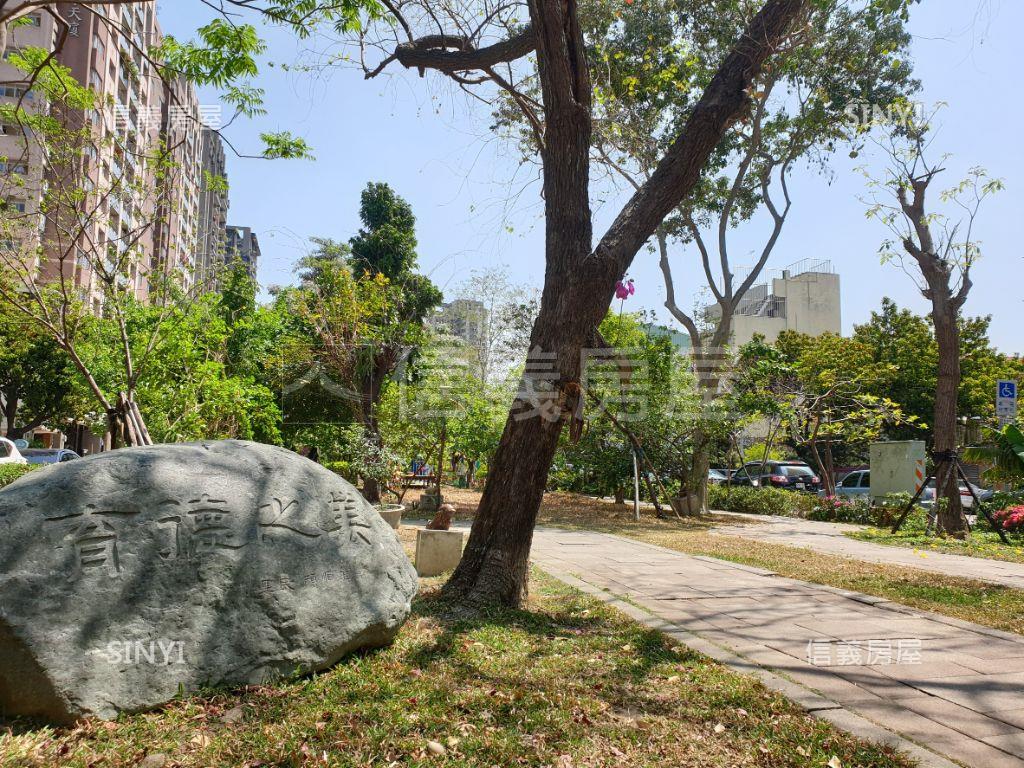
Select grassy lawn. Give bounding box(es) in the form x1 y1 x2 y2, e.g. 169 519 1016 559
848 526 1024 565
431 487 1024 636
0 569 912 768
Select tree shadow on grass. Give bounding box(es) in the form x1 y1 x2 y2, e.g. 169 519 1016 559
401 584 697 720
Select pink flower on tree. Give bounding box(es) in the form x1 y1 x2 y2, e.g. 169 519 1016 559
615 279 636 300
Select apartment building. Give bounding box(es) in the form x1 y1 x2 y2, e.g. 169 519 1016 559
154 72 205 294
225 225 260 281
703 259 842 346
0 9 57 271
1 3 224 309
196 128 230 285
47 2 168 305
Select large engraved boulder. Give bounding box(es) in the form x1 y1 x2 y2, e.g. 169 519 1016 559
0 440 418 723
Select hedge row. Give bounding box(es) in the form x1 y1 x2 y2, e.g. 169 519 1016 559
0 463 40 490
707 484 816 517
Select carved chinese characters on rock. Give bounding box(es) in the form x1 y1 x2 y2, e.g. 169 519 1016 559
40 487 376 585
45 505 141 579
156 494 247 561
259 489 374 546
258 497 322 541
324 491 373 545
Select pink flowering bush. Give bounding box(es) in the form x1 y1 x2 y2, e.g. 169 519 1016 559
994 505 1024 533
808 495 874 524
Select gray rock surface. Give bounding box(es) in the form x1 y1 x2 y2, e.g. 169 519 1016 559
0 440 418 723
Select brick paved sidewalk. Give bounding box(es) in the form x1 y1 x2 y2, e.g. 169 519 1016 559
710 511 1024 589
531 527 1024 768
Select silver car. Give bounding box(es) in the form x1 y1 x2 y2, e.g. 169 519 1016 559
21 448 81 465
835 470 870 498
922 479 992 510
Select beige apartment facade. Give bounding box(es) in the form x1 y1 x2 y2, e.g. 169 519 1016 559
197 127 230 286
705 259 842 347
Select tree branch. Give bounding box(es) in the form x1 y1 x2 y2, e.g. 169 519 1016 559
591 0 807 279
385 26 536 76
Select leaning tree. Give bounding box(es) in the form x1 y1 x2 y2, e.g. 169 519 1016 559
346 0 851 607
542 0 916 513
863 122 1003 536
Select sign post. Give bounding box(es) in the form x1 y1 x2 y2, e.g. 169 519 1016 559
997 380 1018 428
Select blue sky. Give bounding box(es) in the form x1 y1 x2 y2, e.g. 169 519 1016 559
159 1 1022 354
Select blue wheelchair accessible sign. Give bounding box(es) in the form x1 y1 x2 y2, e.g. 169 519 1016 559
997 380 1018 425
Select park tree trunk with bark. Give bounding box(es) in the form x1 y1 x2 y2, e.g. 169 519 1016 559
870 136 1003 537
928 285 966 532
420 0 807 607
896 173 970 535
357 354 393 504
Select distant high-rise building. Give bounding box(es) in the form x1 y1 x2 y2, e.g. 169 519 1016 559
431 299 489 347
196 128 229 285
225 225 260 281
703 259 841 346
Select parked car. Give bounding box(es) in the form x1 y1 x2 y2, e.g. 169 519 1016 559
922 479 993 509
708 468 729 486
835 469 871 498
732 461 821 493
0 437 27 465
21 448 81 465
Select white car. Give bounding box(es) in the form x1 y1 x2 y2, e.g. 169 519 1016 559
922 479 992 510
0 437 28 465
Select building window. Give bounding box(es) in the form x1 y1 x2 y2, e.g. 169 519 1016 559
0 86 32 100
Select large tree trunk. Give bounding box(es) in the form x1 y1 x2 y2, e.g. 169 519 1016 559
930 286 967 536
358 355 391 504
683 320 732 513
443 0 595 607
898 172 970 538
685 432 713 512
444 0 808 608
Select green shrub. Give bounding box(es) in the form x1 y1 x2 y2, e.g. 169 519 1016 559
992 491 1024 512
323 460 357 483
0 463 40 490
805 494 915 527
708 485 813 517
